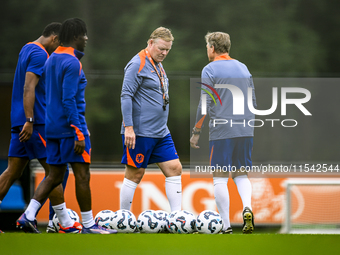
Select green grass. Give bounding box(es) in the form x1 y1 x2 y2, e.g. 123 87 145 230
1 232 340 255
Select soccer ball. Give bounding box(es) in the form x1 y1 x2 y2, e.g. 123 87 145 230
155 210 169 233
166 211 179 233
196 210 223 234
166 211 178 232
52 208 80 231
95 210 115 229
137 210 162 233
167 210 196 234
111 209 137 233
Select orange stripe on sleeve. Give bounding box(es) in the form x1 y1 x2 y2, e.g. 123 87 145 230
195 115 206 129
82 150 91 163
70 125 85 141
126 147 137 168
138 50 146 73
209 145 214 166
38 133 46 148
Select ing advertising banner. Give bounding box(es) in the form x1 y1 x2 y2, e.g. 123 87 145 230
35 170 286 224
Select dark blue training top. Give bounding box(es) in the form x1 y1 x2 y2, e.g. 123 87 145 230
44 46 88 141
11 42 48 128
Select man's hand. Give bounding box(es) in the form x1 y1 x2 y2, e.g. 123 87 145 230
190 134 200 149
19 122 33 142
124 126 136 149
74 140 85 155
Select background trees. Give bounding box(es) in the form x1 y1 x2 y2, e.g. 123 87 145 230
0 0 338 163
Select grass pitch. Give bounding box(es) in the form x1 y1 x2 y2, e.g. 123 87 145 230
0 232 339 255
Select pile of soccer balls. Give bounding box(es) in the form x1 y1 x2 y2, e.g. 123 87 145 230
53 209 223 234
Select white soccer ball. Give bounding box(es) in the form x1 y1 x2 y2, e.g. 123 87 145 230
111 209 137 233
155 210 169 233
137 210 162 233
166 210 179 233
95 210 115 230
52 208 80 231
166 211 178 232
196 210 223 234
167 210 196 234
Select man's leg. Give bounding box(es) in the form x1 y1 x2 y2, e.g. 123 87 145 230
232 137 253 211
37 160 74 230
232 136 254 234
17 163 66 233
213 174 231 232
232 172 252 211
158 159 182 212
34 162 66 206
71 162 116 234
71 162 94 228
120 165 145 210
0 157 28 201
232 172 254 234
0 157 27 235
209 139 234 233
46 166 69 232
2 127 31 202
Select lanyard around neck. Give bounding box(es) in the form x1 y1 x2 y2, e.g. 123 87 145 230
144 49 168 110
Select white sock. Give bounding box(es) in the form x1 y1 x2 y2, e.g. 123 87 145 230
213 177 230 230
165 176 182 212
25 199 41 221
52 203 74 228
48 220 54 228
120 178 138 210
81 210 95 228
0 200 2 205
234 176 252 210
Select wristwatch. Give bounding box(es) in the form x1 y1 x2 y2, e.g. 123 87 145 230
192 127 201 135
26 117 34 123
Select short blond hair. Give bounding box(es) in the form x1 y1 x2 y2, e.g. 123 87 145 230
148 27 174 43
205 32 231 53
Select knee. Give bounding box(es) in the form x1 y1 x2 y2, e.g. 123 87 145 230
125 167 145 184
172 162 182 176
75 171 90 186
46 165 68 186
46 173 64 188
164 162 182 178
131 170 145 184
